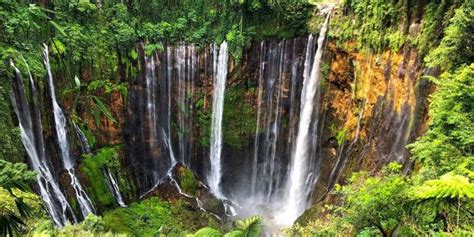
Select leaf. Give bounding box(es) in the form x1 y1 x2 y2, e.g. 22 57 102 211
92 96 117 124
49 20 66 36
52 39 66 55
129 49 138 60
413 173 474 200
74 75 81 88
193 227 222 237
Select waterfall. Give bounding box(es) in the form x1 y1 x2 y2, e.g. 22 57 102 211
176 44 196 166
280 12 331 225
250 42 265 195
11 61 76 227
144 53 160 181
73 123 126 207
163 46 177 166
73 123 91 154
328 101 365 190
43 45 95 218
103 167 127 207
208 41 229 198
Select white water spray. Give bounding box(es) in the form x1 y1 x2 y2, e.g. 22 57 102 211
280 12 331 225
43 45 95 218
11 61 76 226
208 41 229 198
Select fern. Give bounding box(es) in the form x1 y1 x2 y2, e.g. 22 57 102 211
191 216 264 237
414 173 474 200
231 215 263 237
188 227 222 237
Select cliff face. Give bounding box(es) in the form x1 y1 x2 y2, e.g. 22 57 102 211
24 8 431 219
312 41 432 201
96 34 430 210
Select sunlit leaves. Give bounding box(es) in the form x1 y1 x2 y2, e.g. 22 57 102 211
414 173 474 200
409 64 474 173
425 3 474 70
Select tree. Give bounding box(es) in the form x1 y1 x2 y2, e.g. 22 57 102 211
425 2 474 70
409 64 474 174
340 163 409 237
411 164 474 232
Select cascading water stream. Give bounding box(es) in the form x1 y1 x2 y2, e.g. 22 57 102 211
103 167 127 207
250 42 265 196
73 123 126 207
11 61 76 227
208 41 229 198
280 11 331 225
43 45 95 218
145 53 159 181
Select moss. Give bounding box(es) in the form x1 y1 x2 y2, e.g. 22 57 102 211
336 128 347 147
222 85 256 148
197 85 256 149
81 157 115 208
68 193 79 215
102 197 220 236
177 167 199 196
80 147 123 209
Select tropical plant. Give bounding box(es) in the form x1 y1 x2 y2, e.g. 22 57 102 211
224 215 263 237
411 171 474 232
0 160 39 236
409 64 474 174
188 215 263 237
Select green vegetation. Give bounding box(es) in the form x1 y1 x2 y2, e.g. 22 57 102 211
81 147 133 209
424 3 474 70
30 214 127 236
295 1 474 236
0 0 473 236
409 65 474 174
188 215 263 237
81 147 120 208
197 85 257 149
176 166 200 196
102 197 220 236
222 86 257 148
330 0 470 54
0 160 43 236
292 162 474 236
30 213 263 237
0 85 24 163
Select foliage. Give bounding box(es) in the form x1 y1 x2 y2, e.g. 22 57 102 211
336 128 346 146
409 64 474 174
425 2 474 70
224 215 263 237
222 85 257 148
296 161 474 236
339 163 409 236
177 167 200 196
189 227 222 237
338 0 411 52
414 173 474 200
30 215 124 237
0 80 24 163
337 0 468 54
102 197 220 236
410 169 474 233
416 0 464 57
188 215 263 237
65 76 125 128
81 147 122 208
0 160 42 236
195 93 212 146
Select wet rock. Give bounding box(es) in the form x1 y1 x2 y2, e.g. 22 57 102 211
142 163 226 218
